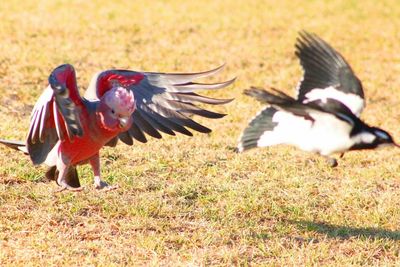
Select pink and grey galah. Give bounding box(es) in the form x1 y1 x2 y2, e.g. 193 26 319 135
0 64 235 191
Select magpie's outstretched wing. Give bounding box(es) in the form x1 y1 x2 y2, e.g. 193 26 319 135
295 31 365 116
245 87 361 127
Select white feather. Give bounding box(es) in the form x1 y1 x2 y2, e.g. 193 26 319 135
44 142 59 166
354 132 376 144
29 86 54 142
257 110 356 156
53 101 63 140
303 86 364 116
84 71 103 100
237 107 270 152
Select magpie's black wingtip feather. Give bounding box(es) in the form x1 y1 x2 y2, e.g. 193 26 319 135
243 87 266 96
297 30 310 41
244 87 287 103
244 89 260 100
298 30 316 39
296 30 327 50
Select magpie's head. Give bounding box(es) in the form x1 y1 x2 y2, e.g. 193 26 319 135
351 127 398 150
371 127 399 148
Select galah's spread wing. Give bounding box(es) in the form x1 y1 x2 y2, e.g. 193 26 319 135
27 64 84 164
295 31 365 117
85 65 234 145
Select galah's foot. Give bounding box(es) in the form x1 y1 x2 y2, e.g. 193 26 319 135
325 157 338 168
94 180 119 191
55 183 83 193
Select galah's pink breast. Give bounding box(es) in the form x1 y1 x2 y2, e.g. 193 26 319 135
58 111 124 165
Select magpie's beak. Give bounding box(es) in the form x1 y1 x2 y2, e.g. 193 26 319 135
119 117 129 128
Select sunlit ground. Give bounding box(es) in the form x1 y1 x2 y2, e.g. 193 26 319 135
0 0 399 265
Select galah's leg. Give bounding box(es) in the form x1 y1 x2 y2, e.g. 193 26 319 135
55 157 83 192
89 153 118 190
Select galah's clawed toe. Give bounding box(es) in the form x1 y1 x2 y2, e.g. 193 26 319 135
94 180 118 191
103 184 119 191
55 184 84 193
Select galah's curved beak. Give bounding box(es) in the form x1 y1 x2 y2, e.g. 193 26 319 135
119 117 129 128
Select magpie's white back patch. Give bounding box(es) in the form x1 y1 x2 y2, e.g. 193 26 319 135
353 131 376 144
304 86 365 117
257 110 355 155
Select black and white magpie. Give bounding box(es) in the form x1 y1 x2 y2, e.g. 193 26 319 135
237 31 398 166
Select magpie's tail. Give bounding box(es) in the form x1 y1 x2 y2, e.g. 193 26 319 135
237 106 280 152
0 139 28 154
244 87 296 105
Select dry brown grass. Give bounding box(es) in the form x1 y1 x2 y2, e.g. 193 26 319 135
1 0 400 265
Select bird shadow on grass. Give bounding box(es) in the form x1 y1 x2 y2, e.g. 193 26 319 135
287 220 400 241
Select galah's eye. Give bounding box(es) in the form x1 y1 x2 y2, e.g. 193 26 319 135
111 109 115 114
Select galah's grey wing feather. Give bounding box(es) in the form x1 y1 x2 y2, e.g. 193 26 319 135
144 64 227 85
118 131 133 146
27 86 59 164
295 31 365 116
128 123 148 143
128 70 234 143
0 139 28 154
95 66 235 145
105 137 119 147
130 111 162 140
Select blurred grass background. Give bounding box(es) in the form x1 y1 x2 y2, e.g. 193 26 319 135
0 0 400 265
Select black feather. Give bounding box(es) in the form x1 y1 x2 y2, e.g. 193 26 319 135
131 111 162 139
238 107 278 152
119 131 133 146
138 109 176 136
295 31 364 100
128 124 148 143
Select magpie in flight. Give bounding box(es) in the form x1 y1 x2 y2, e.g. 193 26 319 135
237 31 398 166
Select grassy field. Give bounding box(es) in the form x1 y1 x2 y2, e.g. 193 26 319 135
1 0 400 265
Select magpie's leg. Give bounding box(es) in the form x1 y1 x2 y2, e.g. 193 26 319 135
324 156 338 167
